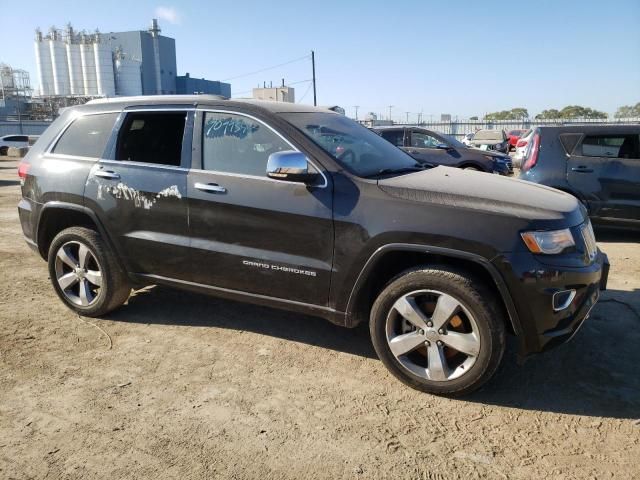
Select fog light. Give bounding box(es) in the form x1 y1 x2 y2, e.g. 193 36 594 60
553 289 576 311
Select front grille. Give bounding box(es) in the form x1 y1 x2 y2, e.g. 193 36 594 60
505 159 513 173
581 221 598 262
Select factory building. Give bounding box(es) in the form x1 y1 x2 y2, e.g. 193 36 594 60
176 73 230 97
33 19 178 97
252 82 295 103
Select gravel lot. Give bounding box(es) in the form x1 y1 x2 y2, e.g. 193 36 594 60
1 157 639 479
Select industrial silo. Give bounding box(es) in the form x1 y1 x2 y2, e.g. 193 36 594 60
80 37 98 96
93 38 116 97
34 29 54 96
65 25 83 95
49 28 71 96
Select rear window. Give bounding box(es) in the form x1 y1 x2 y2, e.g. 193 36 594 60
579 134 640 159
52 113 118 158
474 130 504 141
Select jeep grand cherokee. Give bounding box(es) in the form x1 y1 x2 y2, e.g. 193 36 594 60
18 96 609 396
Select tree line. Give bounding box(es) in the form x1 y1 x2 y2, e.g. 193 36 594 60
477 103 639 121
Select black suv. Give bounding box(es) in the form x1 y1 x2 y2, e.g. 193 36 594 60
372 126 513 175
18 96 608 396
519 125 640 228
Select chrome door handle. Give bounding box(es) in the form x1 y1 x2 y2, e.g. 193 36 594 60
571 166 594 173
94 170 120 180
195 182 227 194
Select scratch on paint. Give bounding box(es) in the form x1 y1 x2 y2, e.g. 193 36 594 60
102 183 181 210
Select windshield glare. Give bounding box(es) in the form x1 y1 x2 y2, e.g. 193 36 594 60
279 112 418 177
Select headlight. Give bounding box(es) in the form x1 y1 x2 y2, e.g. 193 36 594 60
521 228 575 254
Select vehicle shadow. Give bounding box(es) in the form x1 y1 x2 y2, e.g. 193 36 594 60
469 288 640 419
0 179 20 187
108 285 640 419
109 285 377 360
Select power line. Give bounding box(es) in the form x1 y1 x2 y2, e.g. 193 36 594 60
231 79 312 98
297 81 313 103
221 54 311 82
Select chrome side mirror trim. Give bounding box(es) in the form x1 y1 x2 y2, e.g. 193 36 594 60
267 150 315 183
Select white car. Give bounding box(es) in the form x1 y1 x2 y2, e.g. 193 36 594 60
512 129 533 168
0 134 29 156
461 132 475 147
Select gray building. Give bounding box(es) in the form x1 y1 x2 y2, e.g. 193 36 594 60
99 19 177 95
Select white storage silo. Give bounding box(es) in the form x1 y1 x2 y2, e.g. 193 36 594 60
66 43 83 95
93 42 115 96
80 42 98 96
34 31 54 96
49 33 70 96
116 57 142 96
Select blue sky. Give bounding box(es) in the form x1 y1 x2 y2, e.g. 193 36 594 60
1 0 638 121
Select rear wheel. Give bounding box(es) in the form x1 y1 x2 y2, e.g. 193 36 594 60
370 266 506 396
48 227 130 316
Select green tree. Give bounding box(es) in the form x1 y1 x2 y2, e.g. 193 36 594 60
484 108 529 121
536 106 607 119
614 102 640 118
535 109 561 119
469 116 478 121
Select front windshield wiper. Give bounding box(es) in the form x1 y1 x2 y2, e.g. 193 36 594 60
365 164 429 178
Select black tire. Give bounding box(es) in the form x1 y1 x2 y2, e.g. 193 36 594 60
0 146 7 156
47 227 130 317
370 266 506 396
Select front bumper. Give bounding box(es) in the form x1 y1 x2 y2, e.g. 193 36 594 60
493 249 609 356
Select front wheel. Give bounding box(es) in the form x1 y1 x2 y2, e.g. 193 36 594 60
370 266 506 396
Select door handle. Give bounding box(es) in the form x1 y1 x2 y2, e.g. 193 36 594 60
195 182 227 194
94 170 120 180
571 166 594 173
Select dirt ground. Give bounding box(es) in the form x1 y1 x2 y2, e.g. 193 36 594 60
0 157 639 479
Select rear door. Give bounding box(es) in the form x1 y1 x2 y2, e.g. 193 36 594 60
84 108 192 278
186 109 334 306
567 132 640 221
405 129 457 166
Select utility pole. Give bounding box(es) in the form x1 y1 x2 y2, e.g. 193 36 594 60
353 105 360 120
311 50 317 106
405 111 410 124
388 105 393 123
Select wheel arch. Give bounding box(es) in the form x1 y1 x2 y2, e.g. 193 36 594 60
345 244 522 337
36 202 124 269
458 162 486 172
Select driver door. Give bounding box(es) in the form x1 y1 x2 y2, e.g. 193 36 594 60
186 109 334 306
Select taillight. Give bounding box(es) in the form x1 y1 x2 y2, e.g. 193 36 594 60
516 139 528 148
522 133 540 171
18 161 30 181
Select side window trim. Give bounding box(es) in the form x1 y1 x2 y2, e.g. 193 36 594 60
193 108 328 188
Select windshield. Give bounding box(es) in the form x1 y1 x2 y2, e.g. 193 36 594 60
474 130 504 141
279 112 419 177
438 133 465 148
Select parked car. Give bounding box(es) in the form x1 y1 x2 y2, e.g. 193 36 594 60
0 134 29 156
461 132 475 147
507 129 526 151
18 95 608 396
469 129 509 153
519 125 640 228
372 126 513 175
513 129 533 168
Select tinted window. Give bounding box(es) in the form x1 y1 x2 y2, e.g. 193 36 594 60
116 112 186 166
280 112 419 177
202 112 290 176
4 135 28 142
580 134 640 159
411 132 443 148
52 113 118 158
380 130 404 147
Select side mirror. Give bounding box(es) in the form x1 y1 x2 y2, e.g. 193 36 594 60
267 150 317 183
436 143 451 150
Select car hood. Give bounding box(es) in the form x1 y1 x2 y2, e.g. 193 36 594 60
377 166 585 228
471 138 504 145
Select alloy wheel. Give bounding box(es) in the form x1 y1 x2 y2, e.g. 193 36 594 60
385 289 481 381
54 241 103 307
